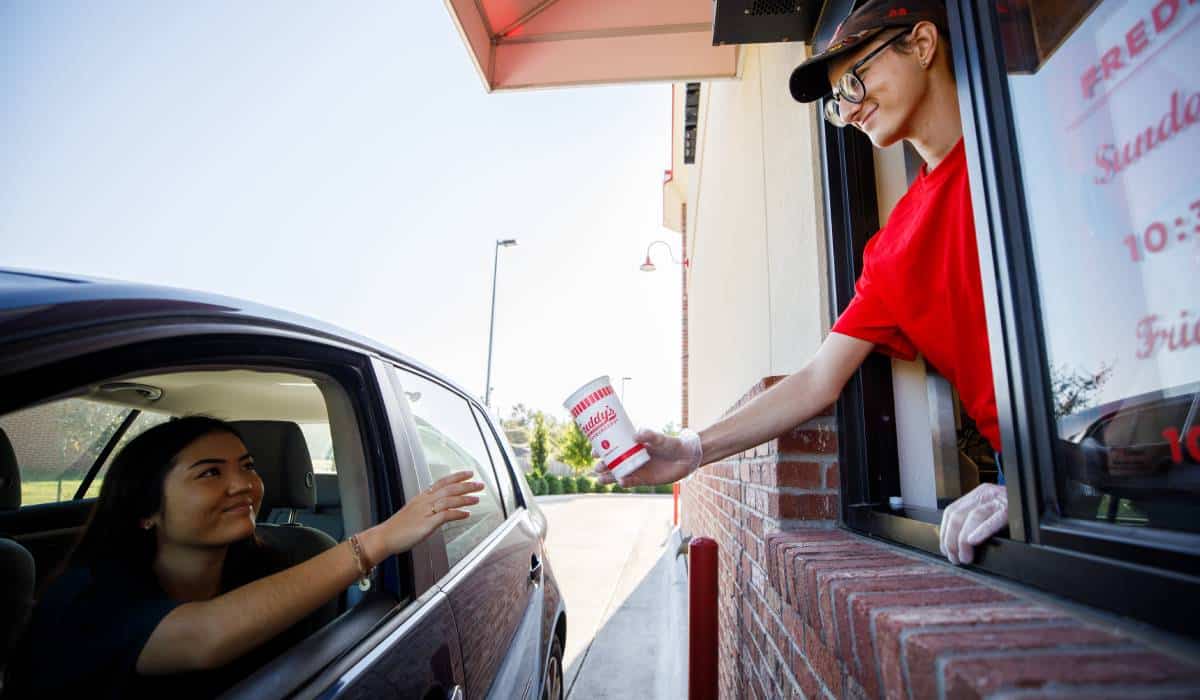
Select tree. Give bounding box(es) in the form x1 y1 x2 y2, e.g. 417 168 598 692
530 412 548 477
558 421 594 476
1050 362 1114 420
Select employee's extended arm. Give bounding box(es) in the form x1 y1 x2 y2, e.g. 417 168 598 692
595 332 874 486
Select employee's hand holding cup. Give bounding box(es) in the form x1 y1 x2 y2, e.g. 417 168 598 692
566 375 704 488
592 427 702 487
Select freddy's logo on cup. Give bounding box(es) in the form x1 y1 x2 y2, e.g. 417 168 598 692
564 376 650 480
580 406 618 440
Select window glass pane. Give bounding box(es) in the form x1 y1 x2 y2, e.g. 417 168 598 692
398 371 505 566
0 399 130 506
1002 0 1200 533
83 410 172 499
473 405 518 515
299 423 337 474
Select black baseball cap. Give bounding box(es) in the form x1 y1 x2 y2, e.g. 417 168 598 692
789 0 948 103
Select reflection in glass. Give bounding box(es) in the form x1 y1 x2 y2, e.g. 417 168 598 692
1003 0 1200 533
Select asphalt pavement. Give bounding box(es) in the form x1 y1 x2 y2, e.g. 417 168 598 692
536 493 684 699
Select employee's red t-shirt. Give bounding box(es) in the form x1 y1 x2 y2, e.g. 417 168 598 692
831 139 1001 451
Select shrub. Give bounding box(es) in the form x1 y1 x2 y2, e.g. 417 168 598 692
610 483 628 494
545 474 563 495
633 485 653 494
575 476 593 494
561 476 577 494
532 477 547 496
654 483 675 494
525 472 539 493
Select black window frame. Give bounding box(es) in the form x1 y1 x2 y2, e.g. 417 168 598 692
824 0 1200 638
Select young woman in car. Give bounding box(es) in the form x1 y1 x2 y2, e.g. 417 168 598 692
597 0 1009 567
15 416 484 698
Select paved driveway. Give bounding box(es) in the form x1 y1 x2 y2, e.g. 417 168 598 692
537 493 676 698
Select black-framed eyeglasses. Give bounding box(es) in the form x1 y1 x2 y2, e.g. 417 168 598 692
823 29 910 128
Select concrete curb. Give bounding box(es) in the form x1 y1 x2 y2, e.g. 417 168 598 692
657 527 689 700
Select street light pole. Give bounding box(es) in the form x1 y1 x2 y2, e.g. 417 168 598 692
485 238 518 406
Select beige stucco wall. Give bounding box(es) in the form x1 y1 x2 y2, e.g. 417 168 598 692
684 44 828 428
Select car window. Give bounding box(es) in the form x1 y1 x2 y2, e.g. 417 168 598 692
82 409 173 499
0 398 130 506
397 370 505 567
300 423 337 474
472 405 518 515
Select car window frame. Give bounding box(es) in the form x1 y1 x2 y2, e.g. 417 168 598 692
0 324 433 696
386 364 511 576
471 403 521 517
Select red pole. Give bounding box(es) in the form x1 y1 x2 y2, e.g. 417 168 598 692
673 482 680 525
689 536 718 700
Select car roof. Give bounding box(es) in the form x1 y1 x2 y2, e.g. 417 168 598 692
0 267 482 404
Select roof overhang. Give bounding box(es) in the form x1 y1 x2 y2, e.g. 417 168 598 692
444 0 740 91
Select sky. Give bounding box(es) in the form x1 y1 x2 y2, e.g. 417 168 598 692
0 1 683 431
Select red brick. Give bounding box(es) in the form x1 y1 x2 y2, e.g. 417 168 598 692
873 605 1070 700
804 621 844 698
824 463 840 489
943 649 1200 699
827 573 990 676
843 675 871 700
790 648 826 700
778 425 839 454
789 546 888 623
777 460 825 489
773 493 839 520
802 555 916 630
904 623 1123 700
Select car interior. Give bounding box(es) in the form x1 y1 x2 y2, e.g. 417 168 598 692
0 366 379 692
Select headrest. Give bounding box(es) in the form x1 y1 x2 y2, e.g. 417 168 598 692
230 421 315 516
314 472 340 509
0 428 19 510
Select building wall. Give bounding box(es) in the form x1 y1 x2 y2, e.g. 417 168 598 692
685 44 828 429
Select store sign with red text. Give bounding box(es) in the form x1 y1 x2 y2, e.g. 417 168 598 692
1007 0 1199 527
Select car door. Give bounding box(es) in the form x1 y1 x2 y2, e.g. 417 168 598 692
391 367 544 700
238 355 467 700
0 322 467 700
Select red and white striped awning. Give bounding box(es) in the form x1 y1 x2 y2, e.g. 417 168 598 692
443 0 740 91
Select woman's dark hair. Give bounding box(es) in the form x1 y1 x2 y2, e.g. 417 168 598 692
66 416 258 576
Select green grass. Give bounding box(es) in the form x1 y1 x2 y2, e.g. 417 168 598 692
21 480 89 506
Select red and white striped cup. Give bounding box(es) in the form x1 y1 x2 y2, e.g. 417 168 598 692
564 376 650 479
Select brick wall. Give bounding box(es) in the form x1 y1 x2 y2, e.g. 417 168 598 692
679 376 1200 699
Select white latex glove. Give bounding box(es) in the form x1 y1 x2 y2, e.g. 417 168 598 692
938 483 1008 565
593 428 702 487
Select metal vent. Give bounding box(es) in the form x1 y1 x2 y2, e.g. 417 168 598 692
683 83 700 165
712 0 820 45
749 0 802 16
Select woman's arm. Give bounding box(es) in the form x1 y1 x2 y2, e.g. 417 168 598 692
136 471 483 674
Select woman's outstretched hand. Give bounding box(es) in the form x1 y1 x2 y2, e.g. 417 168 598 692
593 428 702 487
377 471 484 555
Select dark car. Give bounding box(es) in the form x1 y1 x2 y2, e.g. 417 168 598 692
1057 383 1200 532
0 268 566 699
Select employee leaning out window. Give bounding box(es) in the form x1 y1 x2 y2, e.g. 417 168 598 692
596 0 1005 566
